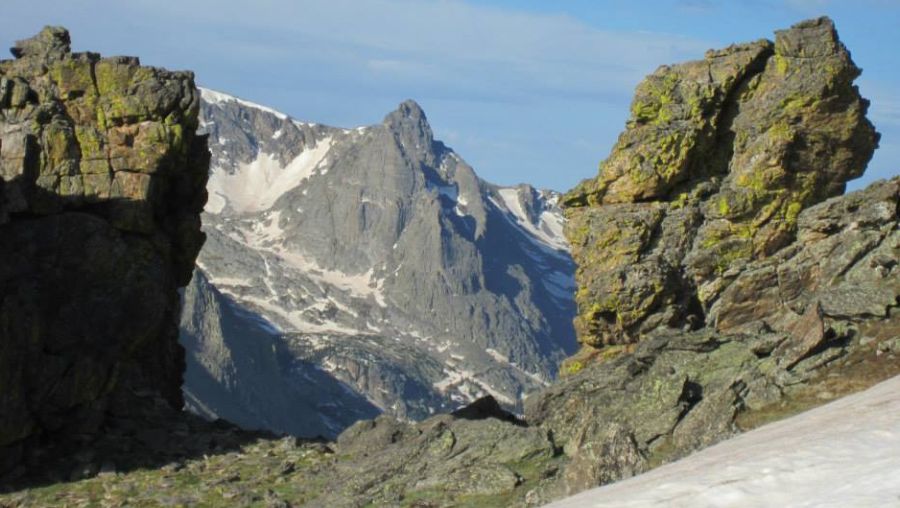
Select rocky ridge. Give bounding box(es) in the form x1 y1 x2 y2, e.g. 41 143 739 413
181 89 578 436
0 27 208 478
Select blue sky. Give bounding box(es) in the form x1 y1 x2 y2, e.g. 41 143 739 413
1 0 897 192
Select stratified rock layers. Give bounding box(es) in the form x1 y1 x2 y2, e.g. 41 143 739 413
563 17 879 347
0 27 208 473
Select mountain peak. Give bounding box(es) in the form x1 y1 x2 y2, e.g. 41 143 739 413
390 99 426 119
383 99 434 147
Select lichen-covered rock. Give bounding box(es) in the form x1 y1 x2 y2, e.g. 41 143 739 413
315 396 559 506
519 173 898 499
525 16 897 504
0 27 208 475
564 17 879 347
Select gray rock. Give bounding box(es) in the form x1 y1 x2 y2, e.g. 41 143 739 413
182 89 579 433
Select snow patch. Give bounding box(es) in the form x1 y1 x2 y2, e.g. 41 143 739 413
231 216 388 309
496 188 569 252
206 137 333 214
548 375 900 508
486 348 549 387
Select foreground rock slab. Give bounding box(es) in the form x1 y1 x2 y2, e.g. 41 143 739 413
547 373 900 508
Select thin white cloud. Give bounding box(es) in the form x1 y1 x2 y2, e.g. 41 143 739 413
61 0 713 104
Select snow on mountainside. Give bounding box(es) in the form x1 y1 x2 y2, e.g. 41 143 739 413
549 374 900 508
180 88 578 436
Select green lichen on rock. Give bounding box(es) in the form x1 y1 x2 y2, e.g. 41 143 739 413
0 26 208 477
563 17 879 347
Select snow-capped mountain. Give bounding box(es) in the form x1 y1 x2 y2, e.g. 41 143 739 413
179 89 578 437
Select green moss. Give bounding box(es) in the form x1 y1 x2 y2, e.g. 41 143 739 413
49 60 95 98
784 201 803 225
774 54 789 75
42 123 76 171
95 106 108 131
74 125 105 163
631 70 680 125
717 196 731 216
780 95 820 118
714 241 753 275
768 121 794 142
670 192 690 209
632 99 661 124
561 360 584 377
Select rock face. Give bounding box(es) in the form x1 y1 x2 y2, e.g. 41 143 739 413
0 28 208 475
563 17 879 347
182 89 577 433
525 178 899 502
180 269 380 437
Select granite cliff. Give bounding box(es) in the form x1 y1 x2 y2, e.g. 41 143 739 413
180 90 577 437
0 27 208 477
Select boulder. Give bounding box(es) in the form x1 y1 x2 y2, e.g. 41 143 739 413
563 17 879 347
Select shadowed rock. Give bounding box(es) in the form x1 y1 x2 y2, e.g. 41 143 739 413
0 27 208 477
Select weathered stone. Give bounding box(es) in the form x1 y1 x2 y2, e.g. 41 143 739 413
563 17 879 347
0 26 208 477
561 423 647 495
536 17 896 504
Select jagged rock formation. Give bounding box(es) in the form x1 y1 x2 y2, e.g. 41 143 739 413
0 28 208 476
182 89 577 433
563 17 879 347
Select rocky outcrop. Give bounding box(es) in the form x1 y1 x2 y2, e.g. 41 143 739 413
563 17 879 347
0 27 208 475
523 17 898 502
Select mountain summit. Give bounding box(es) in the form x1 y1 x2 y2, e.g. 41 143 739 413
181 90 578 436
